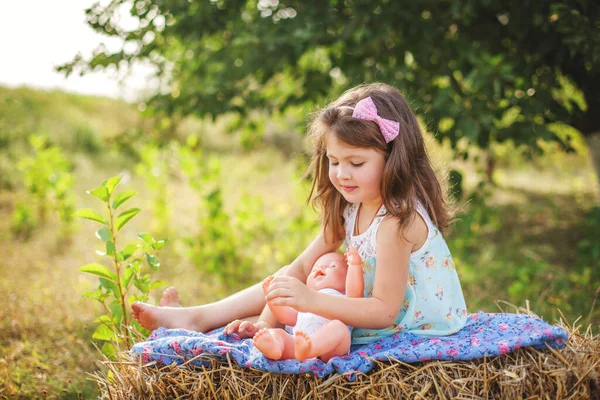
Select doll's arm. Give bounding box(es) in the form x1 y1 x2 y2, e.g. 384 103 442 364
345 247 364 298
263 276 298 326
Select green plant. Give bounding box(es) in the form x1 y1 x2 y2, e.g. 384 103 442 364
12 135 75 238
179 146 249 291
74 176 167 358
72 124 103 154
10 201 37 240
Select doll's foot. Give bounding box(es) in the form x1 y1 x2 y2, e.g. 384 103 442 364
253 328 283 360
131 302 203 332
262 276 275 295
294 330 313 361
346 247 361 267
159 286 180 307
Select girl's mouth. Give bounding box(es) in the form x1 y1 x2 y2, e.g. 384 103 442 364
341 185 358 193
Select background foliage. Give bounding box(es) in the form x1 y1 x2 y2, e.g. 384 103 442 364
60 0 600 182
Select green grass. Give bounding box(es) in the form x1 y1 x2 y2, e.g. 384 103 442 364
0 196 100 398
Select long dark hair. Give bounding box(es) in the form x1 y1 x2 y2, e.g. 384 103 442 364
307 83 452 242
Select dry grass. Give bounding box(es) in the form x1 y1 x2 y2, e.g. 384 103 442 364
91 317 599 400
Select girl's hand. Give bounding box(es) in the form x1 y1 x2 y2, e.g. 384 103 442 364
264 276 315 312
224 320 271 338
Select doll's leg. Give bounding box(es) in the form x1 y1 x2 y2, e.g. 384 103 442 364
253 328 295 360
132 280 267 332
294 320 351 362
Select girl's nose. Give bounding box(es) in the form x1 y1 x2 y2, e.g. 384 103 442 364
337 165 350 180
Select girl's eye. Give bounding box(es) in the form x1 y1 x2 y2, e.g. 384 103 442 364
351 162 364 167
330 161 339 166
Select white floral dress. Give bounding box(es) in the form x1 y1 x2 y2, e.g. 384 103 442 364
343 203 467 345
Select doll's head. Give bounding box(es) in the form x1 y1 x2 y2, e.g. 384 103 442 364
306 252 348 294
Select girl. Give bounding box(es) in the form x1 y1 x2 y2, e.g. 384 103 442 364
132 83 467 344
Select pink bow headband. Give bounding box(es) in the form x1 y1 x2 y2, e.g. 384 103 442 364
347 97 400 143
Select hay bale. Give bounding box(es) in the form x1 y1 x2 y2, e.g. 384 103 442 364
92 320 599 399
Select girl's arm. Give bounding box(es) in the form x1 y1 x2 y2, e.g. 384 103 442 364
267 216 423 329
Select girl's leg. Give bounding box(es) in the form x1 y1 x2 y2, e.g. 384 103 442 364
132 280 267 332
252 328 295 360
159 286 180 307
294 320 351 362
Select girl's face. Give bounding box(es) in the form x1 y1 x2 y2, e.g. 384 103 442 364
326 132 386 207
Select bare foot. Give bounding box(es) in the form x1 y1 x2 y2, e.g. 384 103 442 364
262 276 275 295
159 286 180 307
294 330 313 361
253 328 283 360
131 302 202 332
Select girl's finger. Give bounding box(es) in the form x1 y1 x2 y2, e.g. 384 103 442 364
266 281 290 293
272 297 296 307
265 289 283 300
225 320 241 334
266 288 292 301
239 321 253 333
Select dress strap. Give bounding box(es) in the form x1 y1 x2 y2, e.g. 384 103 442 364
415 203 434 227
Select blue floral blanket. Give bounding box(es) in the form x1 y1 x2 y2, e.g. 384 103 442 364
131 312 568 379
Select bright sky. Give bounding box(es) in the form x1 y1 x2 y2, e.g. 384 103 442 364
0 0 153 101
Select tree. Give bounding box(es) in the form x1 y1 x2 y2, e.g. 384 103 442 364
60 0 600 183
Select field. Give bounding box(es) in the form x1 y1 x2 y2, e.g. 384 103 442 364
0 86 598 399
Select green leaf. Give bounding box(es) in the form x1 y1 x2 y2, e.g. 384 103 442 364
138 233 153 244
83 289 108 303
96 226 112 241
149 280 168 290
116 208 141 231
109 300 124 324
100 278 120 297
87 186 109 202
112 190 136 210
152 239 167 250
73 209 108 225
122 265 136 289
106 241 116 257
103 176 122 195
93 324 115 341
133 276 150 293
130 259 141 274
95 315 113 324
117 243 138 261
128 293 146 305
79 263 118 281
102 342 117 361
145 253 160 270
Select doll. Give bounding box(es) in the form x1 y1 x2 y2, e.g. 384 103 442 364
253 248 363 362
